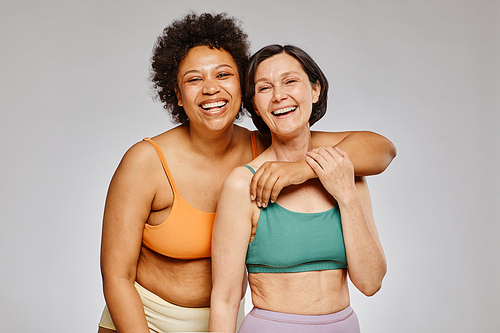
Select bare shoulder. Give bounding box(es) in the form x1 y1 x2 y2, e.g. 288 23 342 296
222 165 255 193
118 126 184 171
116 140 160 175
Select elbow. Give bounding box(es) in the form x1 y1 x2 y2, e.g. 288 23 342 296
370 130 397 160
388 140 397 161
359 280 383 297
377 135 397 174
354 131 397 176
371 130 397 172
352 266 386 297
210 285 242 309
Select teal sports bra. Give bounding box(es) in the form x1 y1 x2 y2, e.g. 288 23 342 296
243 165 348 274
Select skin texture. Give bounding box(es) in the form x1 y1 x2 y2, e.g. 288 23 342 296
209 53 387 332
100 47 394 333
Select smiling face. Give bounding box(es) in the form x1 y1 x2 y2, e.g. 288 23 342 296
176 45 242 133
252 53 320 137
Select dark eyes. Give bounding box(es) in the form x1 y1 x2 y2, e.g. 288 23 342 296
186 73 232 83
217 73 232 79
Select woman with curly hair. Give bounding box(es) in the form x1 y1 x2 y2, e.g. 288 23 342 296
98 13 395 333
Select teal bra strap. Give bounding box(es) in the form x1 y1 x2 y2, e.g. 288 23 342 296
242 165 256 174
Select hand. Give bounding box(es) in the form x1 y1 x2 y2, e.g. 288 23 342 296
305 146 356 202
250 159 315 207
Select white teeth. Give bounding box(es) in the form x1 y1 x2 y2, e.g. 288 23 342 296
201 101 227 109
272 106 297 115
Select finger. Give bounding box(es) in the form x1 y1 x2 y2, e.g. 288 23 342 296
333 146 345 156
333 146 352 161
318 146 343 161
306 150 332 170
305 155 324 176
250 167 270 203
332 147 354 167
254 165 278 207
269 177 287 204
319 147 342 164
259 175 280 207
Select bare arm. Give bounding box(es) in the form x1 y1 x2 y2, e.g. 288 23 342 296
251 130 396 206
306 147 386 296
209 168 255 332
317 130 396 176
100 142 158 333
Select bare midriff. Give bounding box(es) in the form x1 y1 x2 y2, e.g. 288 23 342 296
136 246 247 308
136 246 213 308
249 269 350 315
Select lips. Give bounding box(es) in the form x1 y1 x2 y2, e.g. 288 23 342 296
271 106 297 116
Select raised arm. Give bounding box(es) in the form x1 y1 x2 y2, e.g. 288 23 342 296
209 167 255 332
250 130 396 206
306 146 387 296
100 142 158 333
315 130 396 176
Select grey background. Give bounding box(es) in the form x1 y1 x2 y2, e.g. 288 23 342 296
1 1 498 332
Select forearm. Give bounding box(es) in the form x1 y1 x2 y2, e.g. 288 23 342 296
209 295 241 332
103 277 150 333
337 186 386 296
334 131 396 176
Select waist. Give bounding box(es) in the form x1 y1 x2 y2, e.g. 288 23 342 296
249 269 350 315
137 245 213 307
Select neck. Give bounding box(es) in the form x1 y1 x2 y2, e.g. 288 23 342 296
185 123 237 158
269 126 313 162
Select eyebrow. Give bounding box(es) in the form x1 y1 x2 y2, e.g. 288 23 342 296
181 64 235 79
254 71 300 84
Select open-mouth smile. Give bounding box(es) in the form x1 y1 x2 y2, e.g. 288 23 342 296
272 106 297 116
201 101 228 111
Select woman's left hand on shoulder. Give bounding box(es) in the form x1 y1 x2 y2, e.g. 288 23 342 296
305 146 357 201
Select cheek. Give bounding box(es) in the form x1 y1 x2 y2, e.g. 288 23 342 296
253 93 270 109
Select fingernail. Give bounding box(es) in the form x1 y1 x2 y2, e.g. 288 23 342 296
257 201 261 207
262 203 267 208
251 195 255 200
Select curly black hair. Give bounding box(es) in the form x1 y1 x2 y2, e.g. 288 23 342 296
243 44 329 134
150 12 251 124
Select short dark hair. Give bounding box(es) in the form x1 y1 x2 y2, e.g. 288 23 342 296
150 12 250 124
243 44 329 134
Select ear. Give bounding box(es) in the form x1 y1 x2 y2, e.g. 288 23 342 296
175 88 183 107
252 100 261 116
312 82 321 104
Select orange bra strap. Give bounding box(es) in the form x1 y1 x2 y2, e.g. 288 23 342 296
143 137 178 194
251 131 258 159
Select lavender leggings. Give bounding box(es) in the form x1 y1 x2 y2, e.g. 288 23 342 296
237 306 360 333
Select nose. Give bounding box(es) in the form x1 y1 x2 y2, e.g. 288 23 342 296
202 77 220 95
272 84 287 102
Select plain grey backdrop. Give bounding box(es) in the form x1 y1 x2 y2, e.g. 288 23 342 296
1 1 498 332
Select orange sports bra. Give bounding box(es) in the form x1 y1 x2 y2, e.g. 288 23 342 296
141 132 258 260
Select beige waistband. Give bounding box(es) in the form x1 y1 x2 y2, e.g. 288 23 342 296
99 282 245 332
